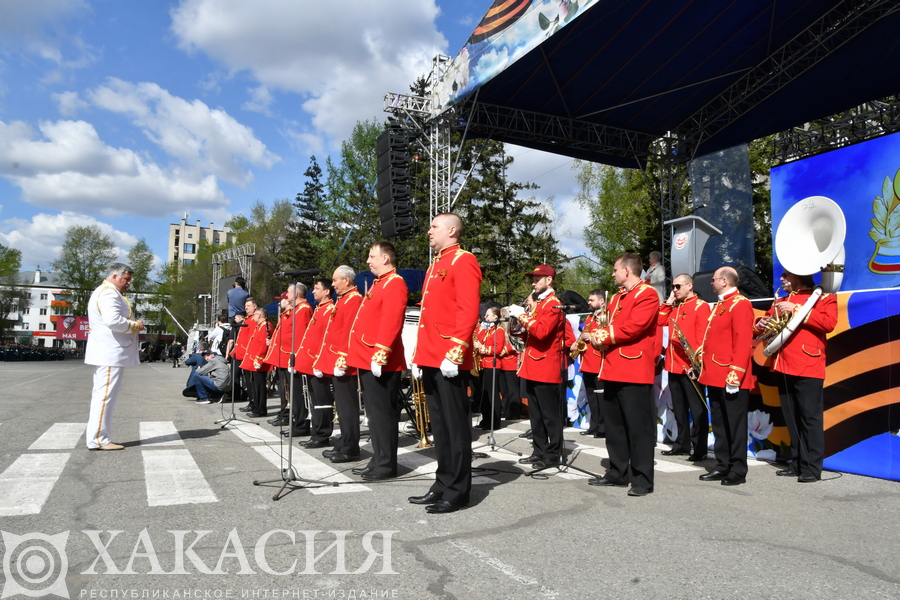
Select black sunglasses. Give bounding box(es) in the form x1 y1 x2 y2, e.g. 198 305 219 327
672 284 683 290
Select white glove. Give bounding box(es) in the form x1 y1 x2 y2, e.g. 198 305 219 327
370 361 382 378
334 368 346 377
411 363 422 379
508 305 525 318
313 369 324 378
440 358 459 378
725 384 739 394
287 367 296 376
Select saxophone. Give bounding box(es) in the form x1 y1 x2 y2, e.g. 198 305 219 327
570 294 609 359
470 327 483 377
670 320 703 376
411 376 433 448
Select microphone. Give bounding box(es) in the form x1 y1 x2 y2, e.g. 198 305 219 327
552 304 579 310
275 269 322 277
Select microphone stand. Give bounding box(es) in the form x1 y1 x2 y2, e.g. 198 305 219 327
254 275 337 499
216 322 257 428
528 307 600 479
473 325 521 458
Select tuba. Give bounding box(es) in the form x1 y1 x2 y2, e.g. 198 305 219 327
763 196 846 357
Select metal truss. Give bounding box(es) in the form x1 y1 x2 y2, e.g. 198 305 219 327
211 243 256 300
772 95 900 163
678 0 900 151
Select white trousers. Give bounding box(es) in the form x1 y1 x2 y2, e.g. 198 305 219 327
86 365 124 449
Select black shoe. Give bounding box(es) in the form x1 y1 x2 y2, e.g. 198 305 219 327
721 472 746 486
408 491 442 505
239 406 253 412
798 474 818 483
628 486 653 497
330 453 362 464
360 471 396 480
579 430 596 436
269 418 289 427
531 460 554 470
686 453 707 462
282 428 310 437
518 455 542 464
425 500 465 514
323 449 338 459
593 433 605 438
246 412 267 418
776 467 798 477
661 449 689 456
587 476 627 487
518 429 533 439
699 470 728 481
351 466 372 475
304 439 327 449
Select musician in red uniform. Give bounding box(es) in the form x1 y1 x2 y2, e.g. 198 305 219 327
588 253 659 497
473 306 508 430
408 213 481 514
508 265 566 470
498 307 522 420
315 266 363 464
658 274 711 460
295 279 335 445
241 306 274 418
575 289 607 439
697 266 755 486
264 286 312 428
754 270 837 482
231 297 259 413
347 241 408 480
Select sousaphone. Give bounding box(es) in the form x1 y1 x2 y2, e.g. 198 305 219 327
764 196 846 357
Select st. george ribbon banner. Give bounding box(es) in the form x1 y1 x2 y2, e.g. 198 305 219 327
56 316 89 340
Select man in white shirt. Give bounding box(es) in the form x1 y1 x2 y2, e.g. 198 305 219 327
206 315 229 355
84 263 144 451
645 251 666 302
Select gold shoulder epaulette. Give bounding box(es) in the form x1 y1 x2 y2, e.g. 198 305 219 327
451 249 473 265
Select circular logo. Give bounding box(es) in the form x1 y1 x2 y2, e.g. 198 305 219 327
674 232 689 250
1 531 69 598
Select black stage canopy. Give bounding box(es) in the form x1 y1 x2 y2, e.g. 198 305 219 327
451 0 900 168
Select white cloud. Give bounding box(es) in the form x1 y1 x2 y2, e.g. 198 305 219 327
53 90 89 116
0 211 140 270
169 0 447 147
0 118 229 217
86 78 279 185
242 85 274 116
0 0 95 67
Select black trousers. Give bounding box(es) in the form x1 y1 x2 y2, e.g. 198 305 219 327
360 370 400 476
602 380 655 489
776 374 824 479
668 372 708 454
229 360 247 403
477 368 503 429
708 386 749 476
499 370 521 419
422 366 472 506
581 371 605 435
332 375 361 456
308 375 334 442
524 379 564 463
246 370 268 415
274 367 290 417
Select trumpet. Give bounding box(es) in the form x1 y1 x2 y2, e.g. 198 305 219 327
411 376 432 448
754 284 791 343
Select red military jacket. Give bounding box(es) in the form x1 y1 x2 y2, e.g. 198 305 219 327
475 324 510 370
578 311 605 374
263 302 312 369
348 269 408 372
698 289 754 389
295 300 334 375
413 243 482 369
231 319 252 361
592 283 659 384
517 291 566 384
755 289 837 379
658 294 711 375
240 319 274 372
313 288 362 376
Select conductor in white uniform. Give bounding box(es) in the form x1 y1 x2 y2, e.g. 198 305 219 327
85 263 144 450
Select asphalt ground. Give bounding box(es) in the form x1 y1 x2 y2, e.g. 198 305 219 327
0 360 898 599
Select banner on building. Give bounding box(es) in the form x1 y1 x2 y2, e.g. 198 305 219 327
55 316 88 340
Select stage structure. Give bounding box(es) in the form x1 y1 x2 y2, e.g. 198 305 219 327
383 0 900 481
211 243 255 322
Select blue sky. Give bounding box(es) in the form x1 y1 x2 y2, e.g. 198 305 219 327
0 0 587 273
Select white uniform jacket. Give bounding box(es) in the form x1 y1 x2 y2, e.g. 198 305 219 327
85 281 141 367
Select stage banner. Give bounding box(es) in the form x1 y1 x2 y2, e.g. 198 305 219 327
769 132 900 481
56 316 88 341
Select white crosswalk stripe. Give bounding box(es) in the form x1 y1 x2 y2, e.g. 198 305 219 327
142 449 217 506
224 421 284 444
0 453 71 516
139 421 184 446
29 423 85 450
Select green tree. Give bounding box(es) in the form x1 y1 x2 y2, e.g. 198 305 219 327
749 137 775 289
283 156 330 272
225 199 296 301
127 238 155 294
0 244 27 340
50 225 117 315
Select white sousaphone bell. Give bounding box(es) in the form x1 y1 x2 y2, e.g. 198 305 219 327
764 195 846 357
